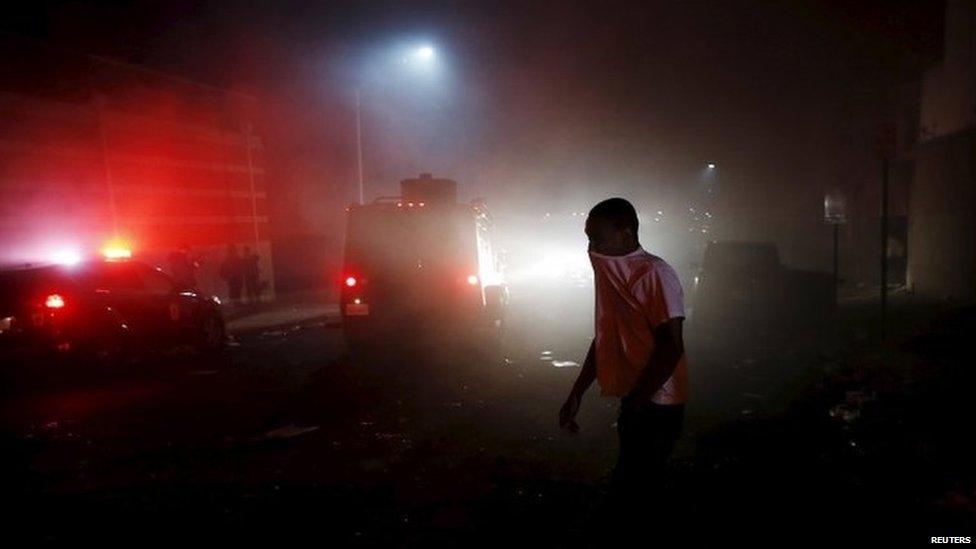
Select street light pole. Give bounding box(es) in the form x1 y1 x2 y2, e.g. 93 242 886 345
880 156 889 340
351 44 437 204
833 223 840 306
355 88 364 204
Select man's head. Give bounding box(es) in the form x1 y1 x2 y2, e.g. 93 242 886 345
586 197 640 256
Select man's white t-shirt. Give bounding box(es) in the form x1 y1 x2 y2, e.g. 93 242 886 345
589 246 688 404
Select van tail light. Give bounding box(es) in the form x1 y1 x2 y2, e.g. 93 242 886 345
45 294 66 309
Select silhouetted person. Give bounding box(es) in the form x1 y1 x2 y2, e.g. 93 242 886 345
559 198 688 536
168 244 199 289
219 244 244 306
243 246 261 304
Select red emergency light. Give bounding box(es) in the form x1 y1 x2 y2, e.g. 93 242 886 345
102 237 133 260
45 294 66 309
345 276 358 288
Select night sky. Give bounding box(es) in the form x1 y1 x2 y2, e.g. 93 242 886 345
2 1 945 266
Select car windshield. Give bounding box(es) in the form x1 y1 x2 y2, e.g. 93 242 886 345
76 262 146 293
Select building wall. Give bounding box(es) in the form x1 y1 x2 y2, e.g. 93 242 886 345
0 41 274 302
920 0 976 141
907 129 976 300
907 0 976 301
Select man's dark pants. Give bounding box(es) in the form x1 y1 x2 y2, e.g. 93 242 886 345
608 399 685 514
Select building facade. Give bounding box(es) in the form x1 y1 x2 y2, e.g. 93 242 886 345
908 0 976 300
0 38 273 301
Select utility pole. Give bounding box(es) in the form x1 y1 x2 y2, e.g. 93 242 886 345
242 122 261 251
94 94 119 234
876 122 896 341
833 223 840 306
880 155 890 340
824 191 847 309
355 89 364 204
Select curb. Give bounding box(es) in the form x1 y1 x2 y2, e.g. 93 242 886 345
227 313 342 336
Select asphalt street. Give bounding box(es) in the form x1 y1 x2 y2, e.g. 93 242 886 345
0 286 947 545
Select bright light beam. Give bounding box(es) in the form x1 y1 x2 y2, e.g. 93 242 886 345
50 249 82 266
415 46 435 62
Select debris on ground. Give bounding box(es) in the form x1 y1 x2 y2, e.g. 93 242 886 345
261 424 320 440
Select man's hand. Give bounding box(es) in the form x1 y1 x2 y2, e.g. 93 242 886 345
559 393 581 433
558 339 596 434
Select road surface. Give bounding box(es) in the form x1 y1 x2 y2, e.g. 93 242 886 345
0 285 951 544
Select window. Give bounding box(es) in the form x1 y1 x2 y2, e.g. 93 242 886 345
85 263 144 294
138 266 176 296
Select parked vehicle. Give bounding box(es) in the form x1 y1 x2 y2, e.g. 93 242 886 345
0 257 225 376
691 241 833 329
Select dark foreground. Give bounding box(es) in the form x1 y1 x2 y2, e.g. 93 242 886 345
2 289 973 545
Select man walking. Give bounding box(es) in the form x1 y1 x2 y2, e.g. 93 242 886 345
559 197 688 528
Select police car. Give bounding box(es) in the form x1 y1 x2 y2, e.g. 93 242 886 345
0 253 225 373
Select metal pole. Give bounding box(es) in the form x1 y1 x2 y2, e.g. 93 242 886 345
880 156 889 340
94 94 119 234
242 123 261 250
355 89 364 204
833 223 839 307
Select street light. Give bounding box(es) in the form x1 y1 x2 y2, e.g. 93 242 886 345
354 44 440 204
706 163 716 170
414 45 435 63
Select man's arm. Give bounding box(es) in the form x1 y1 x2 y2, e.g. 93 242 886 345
627 318 684 404
569 338 597 401
559 339 596 431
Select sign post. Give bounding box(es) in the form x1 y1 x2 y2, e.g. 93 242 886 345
824 191 848 308
876 123 897 341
